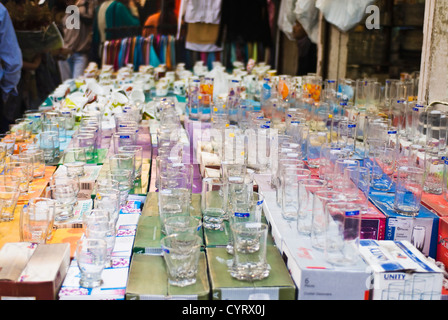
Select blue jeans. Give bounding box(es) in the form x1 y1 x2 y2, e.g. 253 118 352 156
59 52 88 81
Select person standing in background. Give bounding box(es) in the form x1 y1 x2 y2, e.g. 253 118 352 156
292 20 317 76
90 0 141 65
0 2 23 133
134 0 160 26
58 0 96 81
142 0 177 37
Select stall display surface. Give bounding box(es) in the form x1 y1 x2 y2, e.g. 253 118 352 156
0 61 447 302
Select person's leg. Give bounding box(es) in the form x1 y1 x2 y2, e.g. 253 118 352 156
0 98 10 134
71 53 89 79
58 59 71 82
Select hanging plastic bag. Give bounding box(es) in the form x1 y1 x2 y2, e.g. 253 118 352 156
294 0 320 44
206 66 229 99
277 0 298 41
315 0 375 32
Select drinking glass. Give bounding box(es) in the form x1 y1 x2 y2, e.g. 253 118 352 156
42 120 61 148
394 166 425 217
49 182 78 222
112 132 136 154
221 162 247 183
226 173 253 220
164 216 202 236
107 169 133 206
5 161 32 194
201 178 227 230
94 187 121 224
158 188 190 234
221 127 248 164
0 174 21 190
84 216 116 268
324 201 362 266
23 148 46 179
74 133 96 161
62 147 87 178
0 133 15 156
161 233 202 287
11 153 35 182
226 191 264 254
109 153 135 179
19 198 56 243
275 158 305 198
296 179 328 236
118 145 143 179
307 131 328 168
229 222 270 281
368 146 396 192
337 118 357 156
60 109 76 130
0 185 21 222
423 152 444 195
75 238 108 288
310 190 347 250
344 166 371 214
39 130 58 162
281 167 311 221
54 116 67 142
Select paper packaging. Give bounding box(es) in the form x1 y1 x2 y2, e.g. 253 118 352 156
255 174 386 253
59 257 131 300
358 240 444 300
253 175 371 300
126 252 210 300
369 192 439 258
53 164 102 200
0 242 70 300
58 207 141 300
207 246 296 300
436 216 448 268
282 234 371 300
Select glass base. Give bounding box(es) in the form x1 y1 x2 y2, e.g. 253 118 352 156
393 205 420 217
281 213 298 221
229 263 270 281
55 209 75 222
79 278 103 288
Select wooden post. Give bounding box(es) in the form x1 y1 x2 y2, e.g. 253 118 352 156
419 0 448 103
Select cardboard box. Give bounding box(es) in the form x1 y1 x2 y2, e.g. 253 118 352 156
253 173 371 300
141 193 202 217
126 252 210 300
422 192 448 217
133 215 205 255
282 233 371 300
255 174 387 251
53 164 102 201
436 216 448 268
0 242 70 300
359 240 444 300
206 246 296 300
58 205 141 300
53 199 93 229
369 192 440 259
59 257 131 300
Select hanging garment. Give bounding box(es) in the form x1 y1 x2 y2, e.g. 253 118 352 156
186 22 220 45
149 36 161 67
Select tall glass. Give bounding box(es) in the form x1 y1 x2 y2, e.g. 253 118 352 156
76 238 107 288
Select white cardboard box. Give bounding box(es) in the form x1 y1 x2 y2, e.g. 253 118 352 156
358 239 444 300
255 174 371 300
